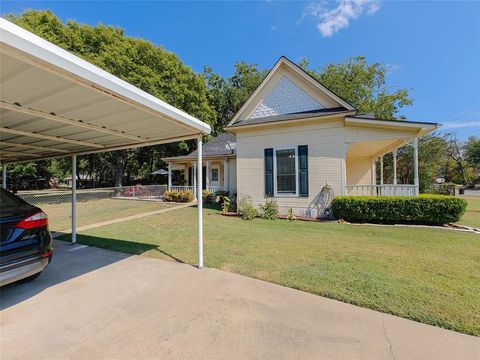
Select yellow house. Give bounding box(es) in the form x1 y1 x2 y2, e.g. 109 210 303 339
164 57 439 217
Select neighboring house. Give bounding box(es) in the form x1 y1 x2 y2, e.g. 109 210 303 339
164 57 439 217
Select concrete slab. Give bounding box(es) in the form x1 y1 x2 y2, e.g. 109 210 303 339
1 241 479 359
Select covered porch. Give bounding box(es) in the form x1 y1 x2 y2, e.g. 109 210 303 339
164 155 235 197
342 116 439 196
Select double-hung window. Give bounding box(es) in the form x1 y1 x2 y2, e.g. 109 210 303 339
274 148 298 195
265 145 308 198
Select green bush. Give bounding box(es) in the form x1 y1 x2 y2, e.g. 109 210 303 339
260 199 279 220
430 183 456 196
163 190 193 203
214 190 229 205
238 196 258 220
332 195 467 225
202 190 213 203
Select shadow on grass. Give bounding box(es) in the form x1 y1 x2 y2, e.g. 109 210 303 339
57 234 190 265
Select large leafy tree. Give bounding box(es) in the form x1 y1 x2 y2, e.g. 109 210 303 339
300 56 413 119
8 10 215 186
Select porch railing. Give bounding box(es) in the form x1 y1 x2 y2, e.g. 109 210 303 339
168 185 222 196
346 184 418 196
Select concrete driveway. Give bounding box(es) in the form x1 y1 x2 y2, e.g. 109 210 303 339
1 241 479 360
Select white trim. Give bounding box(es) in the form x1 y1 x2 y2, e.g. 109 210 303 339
345 117 439 135
0 18 211 135
228 57 355 126
273 146 299 197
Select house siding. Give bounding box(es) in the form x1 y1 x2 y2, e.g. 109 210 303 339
235 119 418 217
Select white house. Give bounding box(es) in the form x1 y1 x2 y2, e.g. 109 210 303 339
163 57 439 217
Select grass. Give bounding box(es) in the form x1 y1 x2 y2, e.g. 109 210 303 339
41 198 172 232
457 196 480 228
60 204 480 336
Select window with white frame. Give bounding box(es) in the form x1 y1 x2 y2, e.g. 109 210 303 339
275 148 297 195
211 168 219 182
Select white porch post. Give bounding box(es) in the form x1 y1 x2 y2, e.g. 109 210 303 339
393 149 398 185
197 137 203 269
380 156 384 185
167 163 172 191
193 162 197 200
71 155 77 244
205 161 210 191
184 164 188 185
2 164 6 189
413 137 419 195
223 159 229 192
370 159 376 196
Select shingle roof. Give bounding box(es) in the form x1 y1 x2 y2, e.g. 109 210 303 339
163 132 236 161
228 107 351 128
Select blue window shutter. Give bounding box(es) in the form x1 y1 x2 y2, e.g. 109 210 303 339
264 148 274 197
298 145 308 197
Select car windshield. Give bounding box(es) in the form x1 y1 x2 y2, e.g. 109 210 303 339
0 189 26 210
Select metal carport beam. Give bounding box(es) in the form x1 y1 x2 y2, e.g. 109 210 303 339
0 127 104 148
0 141 70 153
1 101 147 142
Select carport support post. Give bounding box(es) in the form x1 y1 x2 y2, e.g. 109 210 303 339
71 155 77 244
2 164 6 189
167 163 172 191
197 137 203 269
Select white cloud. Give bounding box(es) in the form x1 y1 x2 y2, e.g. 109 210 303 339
270 25 279 31
442 120 480 130
301 0 382 37
385 64 402 75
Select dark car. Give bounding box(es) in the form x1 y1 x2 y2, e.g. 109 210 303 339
0 188 52 286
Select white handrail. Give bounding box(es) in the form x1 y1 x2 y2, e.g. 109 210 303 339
345 184 419 196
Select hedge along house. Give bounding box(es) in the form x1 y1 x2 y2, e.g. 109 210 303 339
164 56 439 217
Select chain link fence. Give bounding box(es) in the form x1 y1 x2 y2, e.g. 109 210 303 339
18 185 168 233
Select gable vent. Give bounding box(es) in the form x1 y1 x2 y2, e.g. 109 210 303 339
249 76 324 119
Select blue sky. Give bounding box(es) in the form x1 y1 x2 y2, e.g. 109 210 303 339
2 1 479 139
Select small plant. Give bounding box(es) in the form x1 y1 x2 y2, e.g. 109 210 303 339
202 190 213 203
163 190 193 203
214 190 229 204
238 196 258 220
287 207 296 221
216 195 231 214
260 198 279 220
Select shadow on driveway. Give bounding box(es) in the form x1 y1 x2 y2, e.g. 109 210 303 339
0 240 136 311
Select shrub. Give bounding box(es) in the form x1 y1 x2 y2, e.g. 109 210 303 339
332 195 467 225
260 199 279 220
202 190 213 203
214 190 229 204
163 190 193 203
238 196 258 220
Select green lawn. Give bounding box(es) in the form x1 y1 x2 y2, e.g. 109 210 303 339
61 204 480 336
457 196 480 228
41 198 172 232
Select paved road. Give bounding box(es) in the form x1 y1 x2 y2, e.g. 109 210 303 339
1 241 479 359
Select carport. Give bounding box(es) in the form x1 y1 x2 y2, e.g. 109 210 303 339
0 18 210 267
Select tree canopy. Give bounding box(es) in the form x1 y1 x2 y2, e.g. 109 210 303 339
5 10 476 191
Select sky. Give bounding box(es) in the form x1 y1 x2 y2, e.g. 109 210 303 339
2 0 480 140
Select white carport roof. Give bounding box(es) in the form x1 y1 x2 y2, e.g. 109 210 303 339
0 18 207 268
0 18 211 164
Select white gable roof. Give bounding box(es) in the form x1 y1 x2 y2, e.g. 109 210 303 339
249 76 325 119
228 56 355 127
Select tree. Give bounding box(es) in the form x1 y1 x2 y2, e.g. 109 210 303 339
203 62 267 132
8 10 216 186
300 56 413 120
